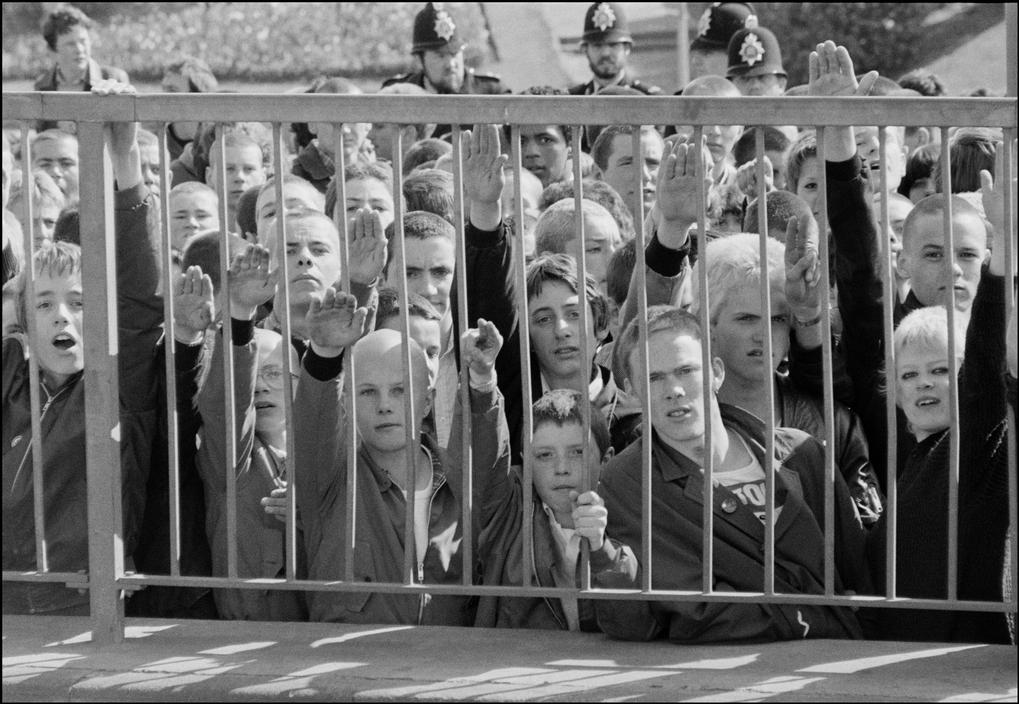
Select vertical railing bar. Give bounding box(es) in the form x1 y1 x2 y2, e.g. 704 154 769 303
450 124 473 586
1003 129 1017 609
512 125 536 589
695 125 714 596
819 126 837 596
215 125 239 581
755 127 776 596
20 123 48 575
392 128 419 589
879 126 898 600
333 123 357 584
157 123 182 577
575 125 592 592
940 125 960 602
272 124 298 583
632 127 652 594
78 120 124 644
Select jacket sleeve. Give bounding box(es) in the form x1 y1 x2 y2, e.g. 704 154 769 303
195 321 258 495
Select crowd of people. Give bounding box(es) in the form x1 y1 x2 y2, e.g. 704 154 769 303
2 2 1016 646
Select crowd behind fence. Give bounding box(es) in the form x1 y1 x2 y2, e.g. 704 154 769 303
1 91 1016 646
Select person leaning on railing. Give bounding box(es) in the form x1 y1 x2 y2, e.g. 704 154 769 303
2 80 161 616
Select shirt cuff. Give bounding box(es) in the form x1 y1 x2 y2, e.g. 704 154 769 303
304 346 345 381
826 156 863 183
231 318 255 346
645 233 687 277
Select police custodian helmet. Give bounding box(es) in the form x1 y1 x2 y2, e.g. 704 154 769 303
692 3 758 51
412 2 465 53
726 25 786 79
581 2 632 44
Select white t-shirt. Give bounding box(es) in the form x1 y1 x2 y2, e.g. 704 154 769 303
713 435 783 525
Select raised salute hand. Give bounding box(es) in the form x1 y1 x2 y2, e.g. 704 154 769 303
305 287 369 357
229 244 278 320
172 265 214 344
463 123 509 230
656 136 713 249
348 206 388 286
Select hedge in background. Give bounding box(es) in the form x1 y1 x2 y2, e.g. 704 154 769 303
2 2 491 81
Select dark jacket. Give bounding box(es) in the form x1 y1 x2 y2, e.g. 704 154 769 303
290 142 333 194
3 183 161 615
33 59 129 131
567 72 661 96
381 68 510 138
594 404 870 643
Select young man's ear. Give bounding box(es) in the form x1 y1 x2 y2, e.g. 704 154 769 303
896 250 912 281
711 356 725 394
915 127 931 148
204 165 212 185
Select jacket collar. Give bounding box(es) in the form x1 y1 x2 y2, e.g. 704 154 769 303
360 432 445 494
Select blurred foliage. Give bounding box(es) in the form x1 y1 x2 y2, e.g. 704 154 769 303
2 2 492 81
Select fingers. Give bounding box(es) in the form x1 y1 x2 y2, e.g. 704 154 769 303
808 51 819 85
857 71 879 97
834 44 854 76
572 490 604 507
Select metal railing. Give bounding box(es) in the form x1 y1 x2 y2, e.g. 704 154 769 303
2 91 1016 644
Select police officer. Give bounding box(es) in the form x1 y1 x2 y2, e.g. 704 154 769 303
569 2 661 97
725 25 787 96
383 3 510 97
689 3 758 80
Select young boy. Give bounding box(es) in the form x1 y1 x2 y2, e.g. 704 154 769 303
168 181 220 251
136 128 167 198
254 175 324 247
180 244 307 621
205 132 267 231
294 294 510 624
476 389 637 630
3 83 161 615
591 124 664 221
32 130 80 205
375 287 443 384
534 198 620 294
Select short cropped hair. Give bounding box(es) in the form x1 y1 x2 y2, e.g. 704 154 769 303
688 233 786 326
41 5 93 51
324 161 394 218
376 287 442 328
532 388 611 456
170 180 217 201
526 253 609 335
933 128 1000 194
15 240 82 328
785 131 817 193
894 305 964 364
136 128 159 150
164 55 219 93
509 86 573 144
898 143 941 198
403 139 452 176
402 169 454 224
591 124 663 173
732 126 792 168
742 190 812 243
617 305 703 386
181 230 247 293
534 198 618 256
382 210 455 278
606 238 636 307
538 179 635 242
33 129 77 152
376 83 434 140
901 193 985 250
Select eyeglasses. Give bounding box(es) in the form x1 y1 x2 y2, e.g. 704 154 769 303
258 366 300 385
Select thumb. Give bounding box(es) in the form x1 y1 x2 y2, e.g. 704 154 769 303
568 490 580 504
857 71 879 97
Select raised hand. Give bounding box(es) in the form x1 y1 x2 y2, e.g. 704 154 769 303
460 317 504 383
348 207 388 285
464 124 509 205
173 265 214 344
656 137 712 248
306 286 369 356
784 212 823 324
229 244 278 319
736 155 775 199
570 490 609 551
807 41 878 98
94 79 141 189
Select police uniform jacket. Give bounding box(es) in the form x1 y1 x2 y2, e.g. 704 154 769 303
382 68 510 138
568 72 660 96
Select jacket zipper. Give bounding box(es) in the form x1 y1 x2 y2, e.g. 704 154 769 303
416 473 445 625
10 384 61 496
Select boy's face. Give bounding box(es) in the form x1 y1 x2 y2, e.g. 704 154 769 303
576 212 618 292
170 189 220 250
380 314 442 384
309 121 371 164
908 177 936 204
896 339 955 440
519 125 570 187
34 203 61 247
689 48 728 81
342 177 395 232
273 217 342 307
674 123 740 168
794 156 820 216
255 181 322 245
732 73 786 97
420 46 465 93
352 334 432 453
138 142 163 197
898 212 988 311
396 237 455 321
253 331 298 436
528 281 600 382
2 297 24 339
766 149 788 190
629 329 722 454
710 282 791 387
873 194 912 281
531 420 601 517
855 127 906 193
54 26 91 73
30 269 84 388
33 136 79 203
601 132 663 219
207 144 266 213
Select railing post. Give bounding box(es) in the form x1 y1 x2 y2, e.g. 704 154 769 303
1007 2 1016 98
77 121 125 644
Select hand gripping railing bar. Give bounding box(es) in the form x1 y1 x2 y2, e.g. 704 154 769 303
214 125 239 582
940 125 961 602
391 128 421 589
450 124 474 586
78 121 125 644
6 93 1014 131
631 128 652 594
276 123 299 582
1004 130 1018 611
511 125 537 589
695 126 715 596
333 122 357 584
817 127 838 597
878 126 899 600
755 127 777 596
157 123 182 577
576 126 594 592
18 123 49 575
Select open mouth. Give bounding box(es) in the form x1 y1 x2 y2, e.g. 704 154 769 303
254 401 275 410
666 406 692 420
916 397 940 408
554 347 580 359
52 333 77 351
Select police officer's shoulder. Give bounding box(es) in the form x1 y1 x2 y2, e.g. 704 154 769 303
468 68 511 94
629 79 662 95
382 71 424 89
568 82 592 96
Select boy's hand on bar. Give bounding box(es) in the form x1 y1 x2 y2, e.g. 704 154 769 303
808 40 877 164
461 317 503 385
172 265 214 344
348 207 388 285
570 490 608 552
306 286 368 357
229 244 278 320
656 137 711 249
